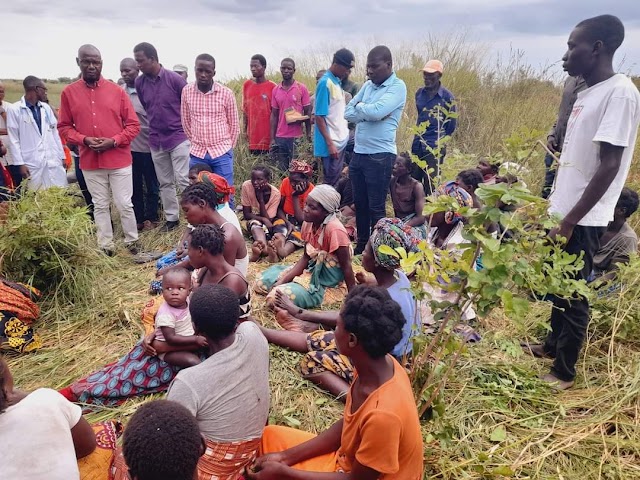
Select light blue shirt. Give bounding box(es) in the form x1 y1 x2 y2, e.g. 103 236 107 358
387 270 419 358
344 72 406 155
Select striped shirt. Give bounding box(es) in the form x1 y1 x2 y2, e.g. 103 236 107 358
181 82 240 159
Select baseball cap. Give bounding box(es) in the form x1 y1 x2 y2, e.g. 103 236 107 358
421 59 443 74
333 48 356 69
172 64 188 73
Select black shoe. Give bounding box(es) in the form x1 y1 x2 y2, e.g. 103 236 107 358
159 220 180 232
101 248 115 257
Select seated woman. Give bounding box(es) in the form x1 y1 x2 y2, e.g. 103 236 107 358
456 168 484 209
389 153 427 239
0 356 97 479
256 184 355 311
590 187 639 283
246 286 424 480
59 225 252 407
261 218 421 399
270 160 315 260
335 167 356 241
242 164 282 262
152 169 243 293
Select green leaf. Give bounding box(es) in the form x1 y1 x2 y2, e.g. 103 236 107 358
490 426 507 442
283 415 301 427
377 244 399 258
491 466 515 476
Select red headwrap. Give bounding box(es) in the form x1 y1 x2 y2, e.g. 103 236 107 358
197 172 235 204
288 160 313 177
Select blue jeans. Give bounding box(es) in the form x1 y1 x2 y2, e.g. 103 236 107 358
349 152 395 251
542 152 557 199
274 137 296 171
190 150 235 208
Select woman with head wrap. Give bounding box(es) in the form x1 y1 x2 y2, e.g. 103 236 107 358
256 184 355 311
257 216 420 399
270 160 316 260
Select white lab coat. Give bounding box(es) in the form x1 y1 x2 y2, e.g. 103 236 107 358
6 97 67 190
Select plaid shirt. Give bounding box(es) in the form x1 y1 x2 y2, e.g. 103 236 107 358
181 82 240 159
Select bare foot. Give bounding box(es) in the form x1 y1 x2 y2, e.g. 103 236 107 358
250 240 265 262
274 289 300 316
265 242 279 263
272 234 287 258
276 309 318 333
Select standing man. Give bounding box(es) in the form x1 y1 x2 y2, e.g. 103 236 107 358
410 59 457 195
542 75 587 198
181 53 240 206
270 57 311 170
345 45 407 254
0 81 16 185
314 49 353 187
525 15 640 390
134 42 190 232
172 64 189 81
58 45 155 260
120 57 160 231
6 76 67 190
243 54 276 155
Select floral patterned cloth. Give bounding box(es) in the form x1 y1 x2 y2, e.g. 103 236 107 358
0 278 42 354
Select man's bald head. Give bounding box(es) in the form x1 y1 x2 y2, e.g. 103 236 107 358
120 57 137 70
120 57 140 88
78 44 101 58
77 44 103 84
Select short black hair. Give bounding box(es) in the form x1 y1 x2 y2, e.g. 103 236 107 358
23 75 41 91
190 224 225 256
162 266 191 284
281 57 295 68
189 163 213 174
368 45 392 64
251 54 267 68
340 285 405 358
252 164 272 181
123 400 202 480
617 187 639 218
196 53 215 66
181 183 217 209
397 152 413 173
190 284 239 340
576 15 625 53
134 42 159 62
457 169 484 191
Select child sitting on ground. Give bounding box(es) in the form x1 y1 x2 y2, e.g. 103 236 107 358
269 160 315 260
389 152 427 238
241 165 282 262
155 267 207 367
456 168 484 208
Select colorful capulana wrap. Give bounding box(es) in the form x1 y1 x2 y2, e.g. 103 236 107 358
288 160 313 177
370 217 423 270
197 172 236 205
435 181 473 224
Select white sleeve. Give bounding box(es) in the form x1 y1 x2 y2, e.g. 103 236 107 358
593 95 639 148
6 105 24 165
39 388 83 428
166 377 199 417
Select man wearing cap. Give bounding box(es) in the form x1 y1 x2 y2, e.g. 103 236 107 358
411 59 457 195
345 45 407 254
314 48 353 186
173 64 188 81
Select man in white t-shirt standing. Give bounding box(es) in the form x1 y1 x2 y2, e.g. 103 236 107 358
525 15 640 390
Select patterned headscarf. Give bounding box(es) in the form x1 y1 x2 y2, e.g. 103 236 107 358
370 218 422 270
289 160 313 177
307 184 341 245
435 181 473 224
197 172 235 205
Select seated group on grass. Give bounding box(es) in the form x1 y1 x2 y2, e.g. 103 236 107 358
3 157 638 480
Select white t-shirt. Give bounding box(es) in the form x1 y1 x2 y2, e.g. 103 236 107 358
167 321 270 442
549 74 640 226
0 388 82 480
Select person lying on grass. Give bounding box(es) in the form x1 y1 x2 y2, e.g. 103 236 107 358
0 356 97 480
389 152 427 239
241 164 282 262
153 267 207 368
260 217 421 399
151 167 244 294
256 184 355 311
269 160 315 260
246 285 424 480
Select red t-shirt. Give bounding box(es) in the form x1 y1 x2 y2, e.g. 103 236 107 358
242 80 276 151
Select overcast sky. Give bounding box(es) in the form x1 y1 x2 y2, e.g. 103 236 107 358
1 0 638 83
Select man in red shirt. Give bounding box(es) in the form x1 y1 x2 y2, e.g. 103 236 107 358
242 54 276 155
58 44 156 261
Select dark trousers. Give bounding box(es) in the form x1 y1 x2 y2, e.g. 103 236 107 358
411 148 443 196
7 165 24 195
542 152 557 199
74 155 94 220
132 151 160 224
320 147 346 187
273 137 296 171
543 225 604 381
349 152 395 251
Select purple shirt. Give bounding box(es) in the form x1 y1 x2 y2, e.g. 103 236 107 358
271 80 311 138
135 67 188 151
